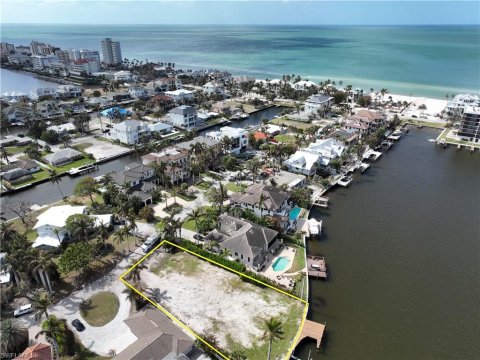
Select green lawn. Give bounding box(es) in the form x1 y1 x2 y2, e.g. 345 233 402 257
5 145 30 155
12 169 51 188
72 142 93 152
270 117 317 130
80 291 120 327
195 181 212 190
274 134 296 144
182 206 213 231
54 157 95 174
177 193 197 202
403 119 445 129
285 246 306 273
225 182 246 193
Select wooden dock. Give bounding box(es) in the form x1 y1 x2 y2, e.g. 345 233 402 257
295 320 326 348
307 256 327 279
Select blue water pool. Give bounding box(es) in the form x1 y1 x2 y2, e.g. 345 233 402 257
272 256 290 272
289 207 302 221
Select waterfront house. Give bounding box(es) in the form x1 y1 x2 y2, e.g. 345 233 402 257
283 150 320 176
304 94 334 115
141 148 191 185
146 95 175 112
56 85 82 99
343 119 369 138
458 106 480 143
147 77 183 93
32 205 88 249
446 94 480 115
176 136 222 158
206 214 280 270
108 120 172 145
2 104 31 124
230 183 292 229
168 105 198 130
351 109 386 132
114 306 194 360
206 126 249 154
44 148 83 166
271 170 307 190
111 162 156 189
0 160 40 183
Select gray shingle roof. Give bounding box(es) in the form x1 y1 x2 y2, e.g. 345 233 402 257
230 184 289 212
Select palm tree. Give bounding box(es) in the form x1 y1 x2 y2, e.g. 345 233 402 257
262 317 285 360
230 349 247 360
122 285 145 310
127 261 147 283
114 227 129 253
96 221 110 248
220 248 231 258
1 147 10 165
29 292 52 321
49 170 64 198
217 182 227 214
0 222 16 243
188 208 204 241
257 192 268 218
35 315 63 351
30 251 55 294
0 319 29 355
220 136 234 154
246 158 261 184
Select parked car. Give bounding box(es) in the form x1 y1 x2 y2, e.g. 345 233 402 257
14 304 33 318
71 319 85 332
141 233 160 253
193 234 204 241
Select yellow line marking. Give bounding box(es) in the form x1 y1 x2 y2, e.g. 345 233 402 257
119 240 309 360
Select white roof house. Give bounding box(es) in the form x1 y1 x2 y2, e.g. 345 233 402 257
205 126 248 154
33 205 87 249
305 138 345 166
47 123 76 133
165 89 195 102
283 150 320 176
293 80 317 91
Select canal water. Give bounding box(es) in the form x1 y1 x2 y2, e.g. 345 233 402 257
0 68 61 95
1 106 284 220
296 127 480 359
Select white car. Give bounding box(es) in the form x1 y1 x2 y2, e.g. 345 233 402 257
14 304 33 317
141 234 160 253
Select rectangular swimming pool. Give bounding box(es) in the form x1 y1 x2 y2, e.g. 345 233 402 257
289 206 302 221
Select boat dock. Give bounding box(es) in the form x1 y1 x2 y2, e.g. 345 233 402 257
337 176 353 187
307 218 322 236
360 162 370 173
363 148 382 161
295 320 326 349
68 163 98 176
307 256 327 279
311 188 329 208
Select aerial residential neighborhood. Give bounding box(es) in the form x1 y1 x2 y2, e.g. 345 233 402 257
1 1 479 360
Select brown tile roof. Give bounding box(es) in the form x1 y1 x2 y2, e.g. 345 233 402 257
354 109 384 121
15 343 52 360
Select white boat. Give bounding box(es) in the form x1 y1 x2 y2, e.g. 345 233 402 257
360 162 370 173
338 176 353 187
68 163 97 176
428 139 436 142
308 218 322 236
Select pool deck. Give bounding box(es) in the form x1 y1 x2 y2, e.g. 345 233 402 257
260 246 297 288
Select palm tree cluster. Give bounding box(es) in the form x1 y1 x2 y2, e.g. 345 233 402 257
0 225 57 300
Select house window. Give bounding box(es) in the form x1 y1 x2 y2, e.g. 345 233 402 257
248 257 250 262
235 252 238 256
241 254 243 259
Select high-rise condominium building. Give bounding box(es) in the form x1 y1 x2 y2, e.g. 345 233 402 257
101 38 122 65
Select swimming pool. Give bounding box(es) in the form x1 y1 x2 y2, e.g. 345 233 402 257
272 256 290 272
289 207 302 221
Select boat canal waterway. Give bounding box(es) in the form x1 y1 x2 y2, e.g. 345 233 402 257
296 127 480 359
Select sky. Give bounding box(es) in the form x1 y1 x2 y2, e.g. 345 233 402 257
1 0 479 25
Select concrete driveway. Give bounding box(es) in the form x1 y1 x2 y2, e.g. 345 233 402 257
18 248 145 356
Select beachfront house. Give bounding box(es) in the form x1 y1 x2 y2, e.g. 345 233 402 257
206 126 248 154
304 94 334 115
44 148 83 166
206 214 280 270
346 109 386 134
32 205 88 249
147 77 183 93
457 106 480 143
446 94 480 115
168 105 198 130
293 80 317 91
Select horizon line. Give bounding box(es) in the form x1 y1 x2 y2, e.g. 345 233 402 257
1 23 479 26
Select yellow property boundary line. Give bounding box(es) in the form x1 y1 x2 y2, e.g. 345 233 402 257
119 240 309 360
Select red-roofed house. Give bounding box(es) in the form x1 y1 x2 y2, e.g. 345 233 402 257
15 343 52 360
254 131 268 141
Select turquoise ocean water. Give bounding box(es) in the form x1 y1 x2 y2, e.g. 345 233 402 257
1 24 479 98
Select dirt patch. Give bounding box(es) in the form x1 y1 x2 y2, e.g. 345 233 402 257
139 250 304 356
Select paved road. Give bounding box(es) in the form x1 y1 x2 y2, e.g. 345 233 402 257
18 247 145 356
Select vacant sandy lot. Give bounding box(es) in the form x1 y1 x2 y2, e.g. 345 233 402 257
137 250 304 358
